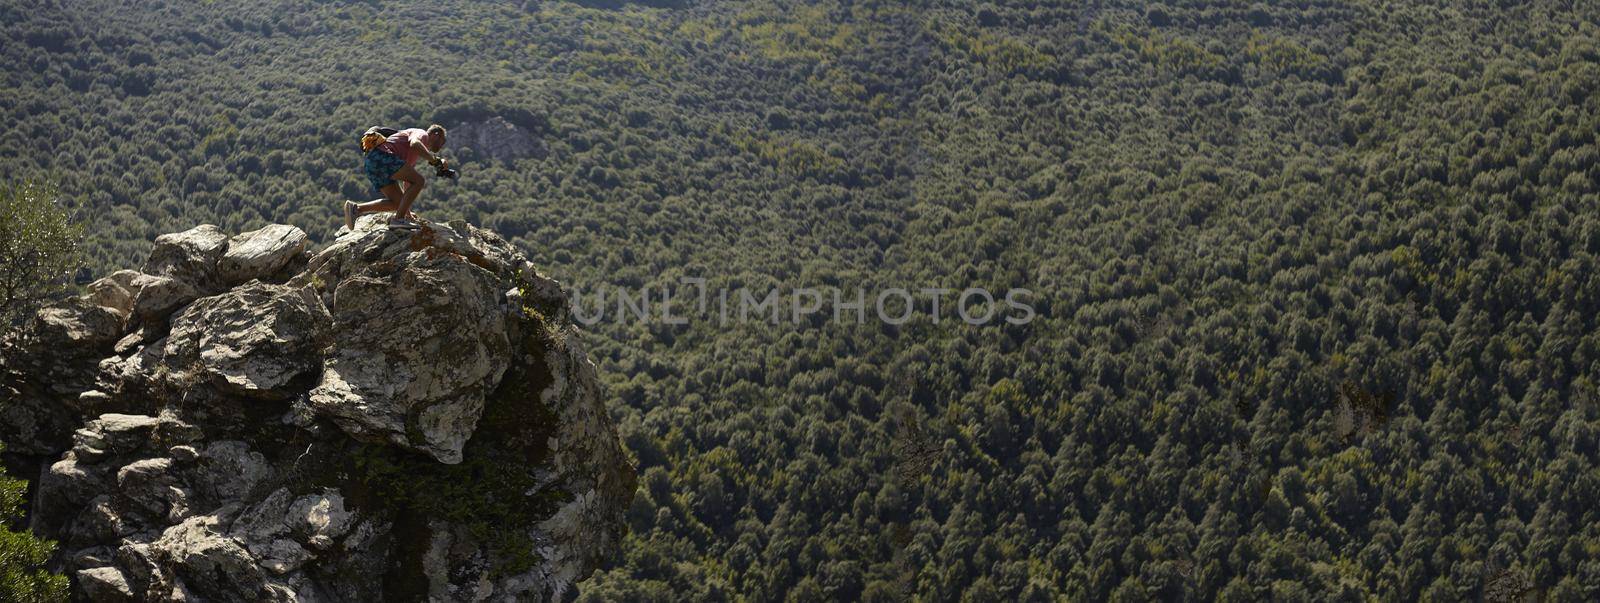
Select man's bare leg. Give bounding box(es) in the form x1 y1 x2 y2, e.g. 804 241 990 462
391 164 426 222
394 182 418 221
355 184 403 215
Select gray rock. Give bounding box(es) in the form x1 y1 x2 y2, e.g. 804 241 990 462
116 458 178 519
97 338 172 399
168 578 201 602
114 542 158 597
0 300 127 454
169 445 200 464
287 490 353 543
192 441 274 502
413 219 524 279
149 515 271 601
0 384 74 456
309 250 510 464
31 301 124 350
131 274 202 323
73 545 117 569
292 216 419 298
112 329 147 355
86 269 144 322
78 413 199 457
66 496 136 548
219 224 308 286
141 224 229 290
10 221 634 602
229 487 293 548
166 486 197 524
78 389 113 413
36 458 111 535
305 533 334 551
256 539 312 575
518 261 568 314
77 566 137 602
310 519 388 602
163 281 329 398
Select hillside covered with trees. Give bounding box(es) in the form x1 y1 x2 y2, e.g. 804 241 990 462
4 0 1600 599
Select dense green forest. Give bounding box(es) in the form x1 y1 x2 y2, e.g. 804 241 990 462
5 0 1600 599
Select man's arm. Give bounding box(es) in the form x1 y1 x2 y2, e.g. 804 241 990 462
411 137 444 167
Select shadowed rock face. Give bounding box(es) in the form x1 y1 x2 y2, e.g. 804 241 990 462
447 117 548 165
0 217 636 602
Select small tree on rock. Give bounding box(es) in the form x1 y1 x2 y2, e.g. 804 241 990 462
0 181 82 329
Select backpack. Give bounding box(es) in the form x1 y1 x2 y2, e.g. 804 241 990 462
360 126 399 153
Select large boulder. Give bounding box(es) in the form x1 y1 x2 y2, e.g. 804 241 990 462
163 281 331 399
3 217 634 602
219 224 308 286
7 299 123 379
130 273 202 325
308 248 510 464
141 224 229 291
85 269 144 323
125 224 231 328
76 566 137 602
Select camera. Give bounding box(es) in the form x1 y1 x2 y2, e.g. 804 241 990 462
435 165 458 180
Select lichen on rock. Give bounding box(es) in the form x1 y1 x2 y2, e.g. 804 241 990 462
0 215 635 601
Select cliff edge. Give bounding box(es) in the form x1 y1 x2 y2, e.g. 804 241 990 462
0 216 636 601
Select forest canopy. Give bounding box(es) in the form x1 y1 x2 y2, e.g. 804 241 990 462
3 0 1599 600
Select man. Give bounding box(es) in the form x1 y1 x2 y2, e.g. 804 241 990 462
346 124 449 230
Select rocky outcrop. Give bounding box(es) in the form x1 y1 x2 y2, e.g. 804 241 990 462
0 217 635 601
0 299 126 455
447 117 548 165
219 224 310 286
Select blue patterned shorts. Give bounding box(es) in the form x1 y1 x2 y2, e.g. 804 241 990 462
363 149 406 193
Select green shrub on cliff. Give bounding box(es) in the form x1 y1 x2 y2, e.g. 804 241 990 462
0 181 82 329
0 447 67 603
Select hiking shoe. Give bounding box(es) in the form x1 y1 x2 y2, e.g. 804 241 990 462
388 218 422 230
343 201 357 230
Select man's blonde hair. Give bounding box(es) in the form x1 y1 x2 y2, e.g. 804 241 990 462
427 124 447 145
